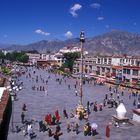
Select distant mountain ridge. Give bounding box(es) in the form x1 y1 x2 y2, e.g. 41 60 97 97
3 30 140 55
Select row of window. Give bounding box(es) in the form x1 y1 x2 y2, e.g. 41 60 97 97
75 66 139 76
123 69 139 75
97 58 112 64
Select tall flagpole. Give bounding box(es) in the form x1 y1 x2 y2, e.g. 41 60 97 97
79 31 85 105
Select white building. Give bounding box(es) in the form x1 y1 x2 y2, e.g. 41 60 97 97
59 46 88 55
26 53 41 65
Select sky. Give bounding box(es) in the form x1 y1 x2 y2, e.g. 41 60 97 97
0 0 140 45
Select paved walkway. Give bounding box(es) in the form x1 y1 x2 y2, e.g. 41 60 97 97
7 67 140 140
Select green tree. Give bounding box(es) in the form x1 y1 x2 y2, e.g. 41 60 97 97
62 52 80 72
18 54 29 63
5 52 12 61
5 51 29 63
0 51 5 59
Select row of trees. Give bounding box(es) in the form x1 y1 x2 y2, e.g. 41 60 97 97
0 50 80 73
0 51 29 63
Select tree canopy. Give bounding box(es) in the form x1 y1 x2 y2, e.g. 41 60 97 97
5 51 29 63
62 52 80 72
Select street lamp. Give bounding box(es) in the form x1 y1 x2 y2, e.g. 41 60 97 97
79 31 85 105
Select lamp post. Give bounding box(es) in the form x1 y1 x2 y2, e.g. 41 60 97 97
79 31 85 105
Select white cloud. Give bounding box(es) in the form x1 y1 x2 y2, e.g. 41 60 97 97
64 31 73 38
90 3 101 9
70 3 82 17
97 16 104 21
35 29 50 36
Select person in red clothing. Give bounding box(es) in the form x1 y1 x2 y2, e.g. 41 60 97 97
55 110 60 124
48 114 52 125
55 115 60 124
55 110 59 118
106 125 110 137
45 114 49 124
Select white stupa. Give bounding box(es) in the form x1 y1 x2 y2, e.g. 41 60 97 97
116 103 127 118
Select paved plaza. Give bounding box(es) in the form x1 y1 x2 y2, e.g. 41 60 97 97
7 67 140 140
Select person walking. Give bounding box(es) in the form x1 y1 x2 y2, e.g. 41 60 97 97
21 112 25 124
106 125 110 138
22 103 27 111
67 122 71 133
53 129 63 140
63 108 68 118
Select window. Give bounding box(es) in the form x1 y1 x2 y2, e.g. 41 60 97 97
107 68 110 73
132 70 138 76
131 60 134 65
123 69 126 74
108 58 111 64
126 69 130 74
102 67 105 72
123 59 125 64
97 58 100 64
101 58 103 64
89 65 92 69
104 58 107 64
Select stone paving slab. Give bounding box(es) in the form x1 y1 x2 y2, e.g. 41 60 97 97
7 67 140 140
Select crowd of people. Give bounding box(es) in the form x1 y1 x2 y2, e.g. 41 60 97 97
10 65 140 140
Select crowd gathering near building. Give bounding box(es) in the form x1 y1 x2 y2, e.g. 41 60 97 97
0 65 138 139
0 45 140 140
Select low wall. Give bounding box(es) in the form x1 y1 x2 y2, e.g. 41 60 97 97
0 77 6 87
0 90 12 140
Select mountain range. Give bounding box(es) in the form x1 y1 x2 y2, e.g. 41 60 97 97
1 30 140 56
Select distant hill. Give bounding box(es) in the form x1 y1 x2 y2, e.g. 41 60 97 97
85 30 140 56
4 30 140 55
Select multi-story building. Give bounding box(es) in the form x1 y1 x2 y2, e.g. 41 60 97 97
59 46 88 55
73 55 140 83
27 52 65 67
122 66 140 83
53 53 65 66
26 53 41 65
73 55 97 74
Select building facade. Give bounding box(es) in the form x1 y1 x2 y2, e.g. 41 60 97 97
26 52 65 67
73 55 140 83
